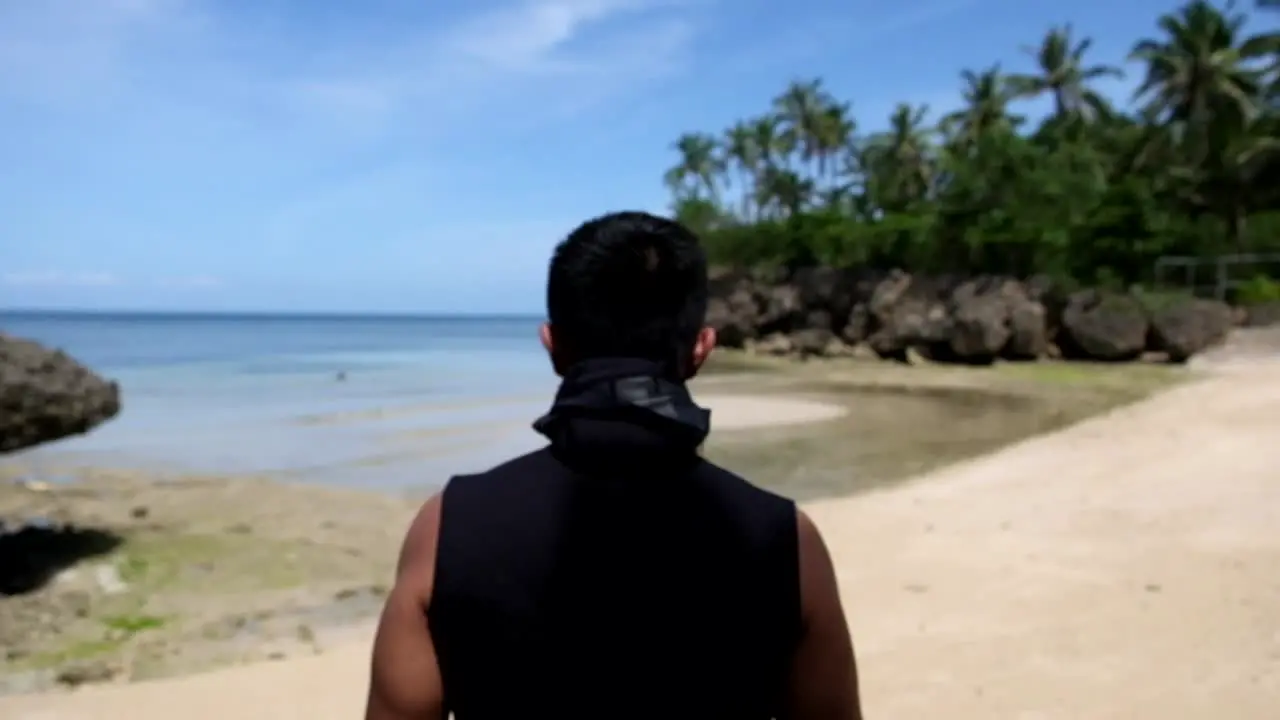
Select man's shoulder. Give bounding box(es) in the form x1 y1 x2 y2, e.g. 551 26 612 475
445 447 559 489
437 447 571 524
693 457 796 510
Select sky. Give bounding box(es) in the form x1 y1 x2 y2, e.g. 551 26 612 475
0 0 1265 314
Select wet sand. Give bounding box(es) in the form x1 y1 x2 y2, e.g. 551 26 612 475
10 358 1278 718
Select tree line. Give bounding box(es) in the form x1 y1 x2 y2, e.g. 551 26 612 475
663 0 1280 300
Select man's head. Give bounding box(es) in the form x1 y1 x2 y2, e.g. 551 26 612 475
541 211 715 379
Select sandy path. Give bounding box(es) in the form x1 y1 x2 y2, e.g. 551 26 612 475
4 368 1280 719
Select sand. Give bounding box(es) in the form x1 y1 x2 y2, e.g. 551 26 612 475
3 366 1279 719
704 394 848 429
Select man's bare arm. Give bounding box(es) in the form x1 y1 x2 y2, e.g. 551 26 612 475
784 508 863 720
365 494 446 720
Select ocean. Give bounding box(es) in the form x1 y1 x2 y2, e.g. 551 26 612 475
1 311 560 490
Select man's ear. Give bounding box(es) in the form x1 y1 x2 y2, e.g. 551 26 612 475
688 326 717 377
539 323 566 376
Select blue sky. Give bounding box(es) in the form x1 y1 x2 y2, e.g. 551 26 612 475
0 0 1257 313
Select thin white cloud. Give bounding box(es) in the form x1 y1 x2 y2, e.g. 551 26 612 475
442 0 675 72
280 1 696 137
0 0 698 137
1 271 124 287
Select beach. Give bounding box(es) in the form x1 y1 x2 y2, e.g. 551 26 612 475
2 313 1278 717
2 357 1277 718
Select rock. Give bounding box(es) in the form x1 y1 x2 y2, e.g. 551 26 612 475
945 278 1015 364
1148 298 1234 362
790 267 862 330
822 337 858 358
705 296 750 348
842 302 871 345
789 328 835 358
1058 290 1149 361
756 284 805 334
0 334 122 454
705 269 764 349
1024 274 1071 341
748 333 793 356
703 266 1252 365
1005 299 1049 360
865 271 953 358
1230 306 1249 327
55 659 119 687
1243 301 1280 328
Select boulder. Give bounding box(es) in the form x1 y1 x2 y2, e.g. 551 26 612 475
1148 298 1234 362
1243 301 1280 328
944 277 1018 363
789 328 836 358
1023 273 1071 342
1005 298 1049 360
747 333 793 356
755 283 805 335
1058 290 1149 361
0 334 121 454
935 277 1047 364
865 271 953 359
704 270 762 348
705 295 754 348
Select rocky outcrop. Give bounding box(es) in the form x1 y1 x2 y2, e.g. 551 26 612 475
706 268 1237 364
0 334 121 454
1148 298 1235 363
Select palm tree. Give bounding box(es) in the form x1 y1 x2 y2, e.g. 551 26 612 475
748 115 784 170
1130 1 1280 248
722 121 761 219
663 133 722 203
1129 0 1270 148
864 104 937 212
1009 25 1124 119
772 78 832 175
743 115 786 218
941 66 1018 148
814 102 856 187
756 167 813 219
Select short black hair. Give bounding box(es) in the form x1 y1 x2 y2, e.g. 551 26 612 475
547 211 708 367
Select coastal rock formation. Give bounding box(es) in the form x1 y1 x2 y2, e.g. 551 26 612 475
0 334 121 455
1148 298 1235 363
706 268 1237 364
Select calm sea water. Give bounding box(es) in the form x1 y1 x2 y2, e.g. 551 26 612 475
1 311 560 489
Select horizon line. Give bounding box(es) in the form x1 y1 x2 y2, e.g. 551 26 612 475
0 308 546 321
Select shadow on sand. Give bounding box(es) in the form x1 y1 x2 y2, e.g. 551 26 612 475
0 522 124 596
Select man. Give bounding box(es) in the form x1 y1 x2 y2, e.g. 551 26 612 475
365 212 862 720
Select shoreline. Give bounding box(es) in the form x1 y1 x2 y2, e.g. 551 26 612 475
1 358 1193 702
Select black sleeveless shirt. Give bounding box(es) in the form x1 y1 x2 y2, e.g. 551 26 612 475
426 359 802 719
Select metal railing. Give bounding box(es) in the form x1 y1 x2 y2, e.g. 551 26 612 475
1153 253 1280 300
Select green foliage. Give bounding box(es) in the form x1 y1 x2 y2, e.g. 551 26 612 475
1235 275 1280 304
1131 286 1194 313
664 1 1280 291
